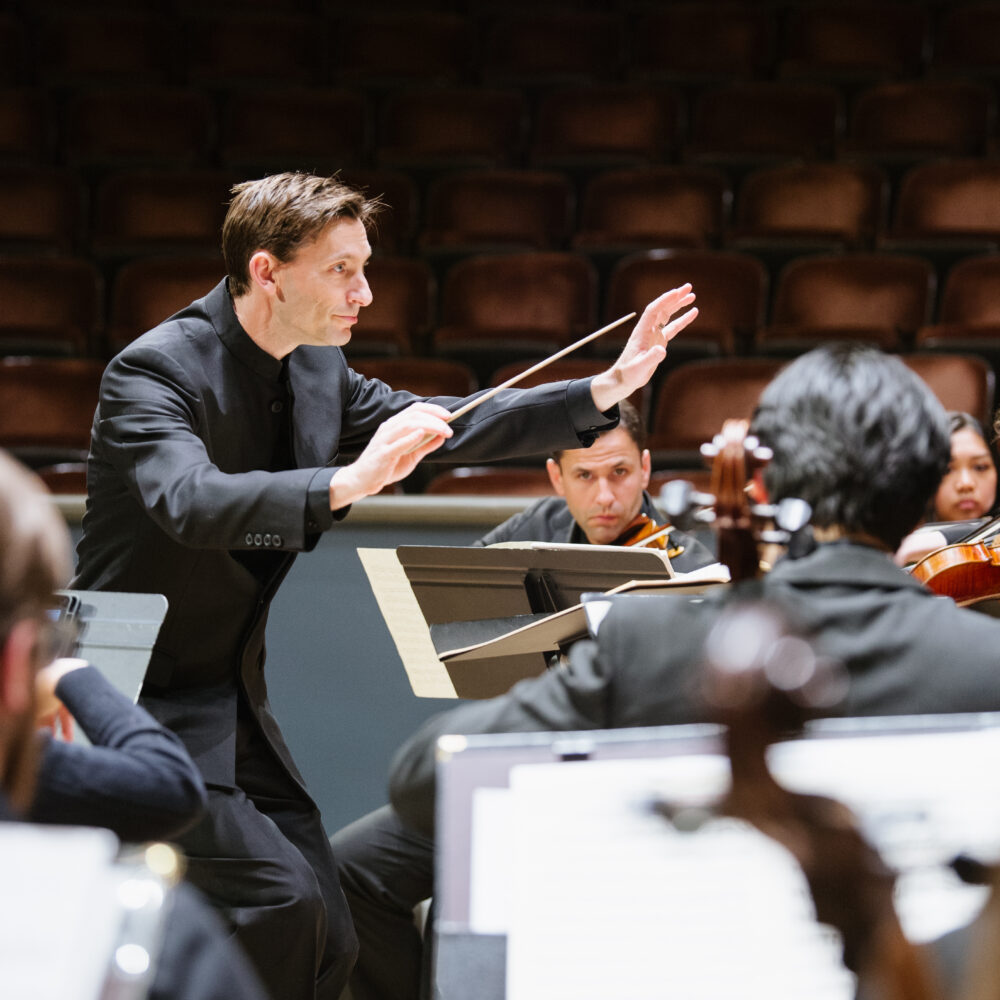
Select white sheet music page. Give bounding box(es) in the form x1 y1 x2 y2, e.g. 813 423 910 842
0 824 121 1000
505 756 852 1000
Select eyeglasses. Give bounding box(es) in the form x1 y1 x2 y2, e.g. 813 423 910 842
35 603 83 665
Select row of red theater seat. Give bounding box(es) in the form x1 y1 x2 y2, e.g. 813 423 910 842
7 155 1000 276
1 3 999 92
3 78 1000 180
2 350 991 495
6 246 1000 368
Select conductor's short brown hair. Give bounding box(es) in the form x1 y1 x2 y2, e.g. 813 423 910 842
223 172 383 297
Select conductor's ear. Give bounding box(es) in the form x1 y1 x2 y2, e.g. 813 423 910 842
246 251 281 293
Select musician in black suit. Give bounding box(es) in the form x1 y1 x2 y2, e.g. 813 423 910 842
390 341 1000 851
475 398 715 569
71 172 698 1000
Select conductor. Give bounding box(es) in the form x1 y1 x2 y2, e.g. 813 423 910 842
71 171 697 1000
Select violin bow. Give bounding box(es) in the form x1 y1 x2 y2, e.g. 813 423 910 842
406 312 636 453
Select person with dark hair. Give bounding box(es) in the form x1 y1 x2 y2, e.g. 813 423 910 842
933 412 998 524
388 344 1000 839
476 399 713 566
895 410 1000 566
70 170 698 1000
0 449 269 1000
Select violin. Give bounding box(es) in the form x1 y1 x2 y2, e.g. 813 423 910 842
612 513 686 557
909 513 1000 607
910 539 1000 606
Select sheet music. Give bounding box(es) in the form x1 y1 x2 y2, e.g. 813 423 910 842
505 757 852 1000
0 825 121 1000
486 540 675 577
357 548 457 697
484 727 1000 1000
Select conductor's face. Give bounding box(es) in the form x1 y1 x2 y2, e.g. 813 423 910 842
547 428 651 545
271 218 374 348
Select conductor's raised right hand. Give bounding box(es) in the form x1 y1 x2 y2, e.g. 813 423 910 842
329 402 454 510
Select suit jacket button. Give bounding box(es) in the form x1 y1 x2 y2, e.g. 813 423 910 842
271 400 283 413
253 533 263 546
263 533 272 546
245 532 253 545
272 534 283 547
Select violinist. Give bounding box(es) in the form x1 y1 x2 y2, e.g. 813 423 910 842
475 399 715 571
895 411 1000 566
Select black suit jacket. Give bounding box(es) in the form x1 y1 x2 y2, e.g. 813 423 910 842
73 279 618 787
389 541 1000 836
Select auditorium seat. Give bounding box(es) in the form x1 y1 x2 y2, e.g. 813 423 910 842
901 353 995 428
339 169 419 256
90 169 235 260
351 256 435 356
488 357 649 422
347 357 477 399
776 2 929 86
182 13 324 88
424 467 554 496
62 87 215 170
843 81 994 167
0 13 28 85
0 256 102 357
218 88 369 175
529 85 681 177
32 10 176 87
572 166 730 256
0 357 105 468
430 252 597 385
418 169 573 255
107 255 225 356
0 89 55 163
648 358 786 466
375 88 527 174
881 160 1000 269
604 250 767 359
684 82 841 176
915 254 1000 377
0 165 84 254
729 161 886 254
931 2 1000 81
480 11 624 87
626 4 775 86
35 462 88 495
758 253 934 355
332 12 473 89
